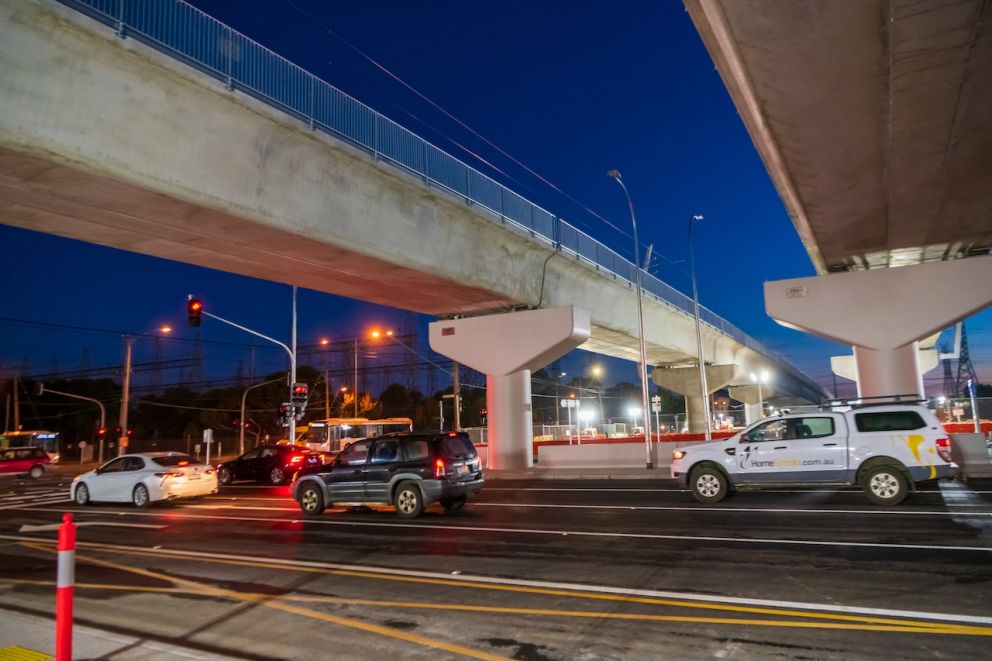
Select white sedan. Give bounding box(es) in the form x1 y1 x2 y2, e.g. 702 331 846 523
71 452 218 507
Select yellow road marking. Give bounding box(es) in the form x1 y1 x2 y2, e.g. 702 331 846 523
14 538 989 636
18 543 510 661
2 576 989 637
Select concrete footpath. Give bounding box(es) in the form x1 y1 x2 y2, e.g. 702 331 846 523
0 609 241 660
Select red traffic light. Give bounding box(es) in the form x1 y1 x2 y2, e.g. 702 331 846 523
187 298 204 327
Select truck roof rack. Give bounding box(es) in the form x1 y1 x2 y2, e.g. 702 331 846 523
821 394 926 410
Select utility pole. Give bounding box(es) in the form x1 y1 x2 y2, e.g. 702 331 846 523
324 368 331 420
354 339 359 417
13 375 20 431
452 360 461 430
118 336 133 456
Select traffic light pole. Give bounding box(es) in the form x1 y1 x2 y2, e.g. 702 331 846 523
38 384 106 464
240 377 285 455
198 311 296 392
190 290 301 438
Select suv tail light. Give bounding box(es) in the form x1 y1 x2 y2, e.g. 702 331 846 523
434 457 446 479
935 437 952 462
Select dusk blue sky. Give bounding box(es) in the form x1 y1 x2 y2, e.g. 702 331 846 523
2 0 989 397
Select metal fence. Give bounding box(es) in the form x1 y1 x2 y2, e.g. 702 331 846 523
59 0 823 401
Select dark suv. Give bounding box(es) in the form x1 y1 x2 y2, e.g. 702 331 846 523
291 431 484 519
217 445 321 485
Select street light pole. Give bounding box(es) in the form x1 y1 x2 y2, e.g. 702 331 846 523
354 339 359 418
608 170 654 468
689 214 712 441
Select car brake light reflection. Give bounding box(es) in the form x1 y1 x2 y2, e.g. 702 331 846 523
290 455 304 464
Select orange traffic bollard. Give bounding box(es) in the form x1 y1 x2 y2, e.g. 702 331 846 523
56 512 76 661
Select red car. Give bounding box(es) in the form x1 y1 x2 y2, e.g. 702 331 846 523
0 446 52 479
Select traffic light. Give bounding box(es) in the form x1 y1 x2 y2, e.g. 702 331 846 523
278 403 293 427
291 383 309 420
187 298 204 327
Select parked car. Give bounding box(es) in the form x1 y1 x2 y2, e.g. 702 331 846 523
217 445 322 485
0 446 51 479
292 431 484 519
671 404 956 505
71 453 217 507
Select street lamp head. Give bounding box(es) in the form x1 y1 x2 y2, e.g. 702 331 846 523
319 337 330 346
386 330 394 337
606 169 621 180
691 214 704 222
159 325 173 334
627 405 642 418
760 370 770 383
591 365 603 377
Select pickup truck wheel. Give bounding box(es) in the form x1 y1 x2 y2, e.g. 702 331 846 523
690 466 728 504
298 483 325 517
863 465 908 505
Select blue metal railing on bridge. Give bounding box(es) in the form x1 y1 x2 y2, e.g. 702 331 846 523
57 0 825 402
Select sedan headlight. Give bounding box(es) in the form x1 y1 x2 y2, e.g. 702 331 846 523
672 450 687 461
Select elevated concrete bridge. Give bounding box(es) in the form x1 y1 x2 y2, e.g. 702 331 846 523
0 0 826 466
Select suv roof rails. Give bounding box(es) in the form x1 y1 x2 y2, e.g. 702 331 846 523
821 394 927 410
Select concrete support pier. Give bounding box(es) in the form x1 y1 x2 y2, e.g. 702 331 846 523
766 257 992 400
654 364 738 434
430 306 590 470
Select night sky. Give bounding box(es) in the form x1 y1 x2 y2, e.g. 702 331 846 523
2 0 989 396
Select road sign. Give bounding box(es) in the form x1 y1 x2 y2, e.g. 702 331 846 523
651 403 661 413
560 399 578 408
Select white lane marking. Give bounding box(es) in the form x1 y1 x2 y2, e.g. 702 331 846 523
20 521 165 532
1 532 990 626
197 499 992 518
0 492 68 501
472 503 992 517
20 506 992 553
188 504 293 511
484 487 992 495
0 497 72 510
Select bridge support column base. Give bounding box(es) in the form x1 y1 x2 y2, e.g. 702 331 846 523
486 371 533 470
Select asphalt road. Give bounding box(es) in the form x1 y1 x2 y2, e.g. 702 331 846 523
0 471 990 660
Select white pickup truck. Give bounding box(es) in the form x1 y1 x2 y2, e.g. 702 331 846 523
671 405 956 505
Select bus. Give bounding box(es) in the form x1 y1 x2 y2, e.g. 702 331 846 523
295 418 414 453
0 430 61 462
